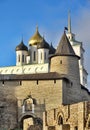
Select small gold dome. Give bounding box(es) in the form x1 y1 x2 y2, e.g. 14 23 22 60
29 26 43 45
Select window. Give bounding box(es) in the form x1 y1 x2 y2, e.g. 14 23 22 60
60 60 62 64
37 80 38 85
54 80 56 84
2 81 4 86
22 55 24 62
41 52 42 60
75 126 78 130
19 81 22 85
58 116 63 125
45 52 46 60
71 82 73 86
18 55 20 62
88 121 90 128
25 98 33 111
33 51 36 61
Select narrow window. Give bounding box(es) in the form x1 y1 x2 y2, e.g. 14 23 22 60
45 52 46 60
60 60 62 64
41 52 42 60
58 116 63 125
71 82 73 86
19 81 22 85
75 126 78 130
54 80 56 84
37 80 38 85
54 109 56 120
33 51 36 61
22 55 24 62
88 121 90 128
18 55 20 62
2 81 4 86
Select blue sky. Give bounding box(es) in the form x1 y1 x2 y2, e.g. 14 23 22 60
0 0 90 88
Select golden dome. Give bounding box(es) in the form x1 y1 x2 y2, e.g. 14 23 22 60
29 26 43 45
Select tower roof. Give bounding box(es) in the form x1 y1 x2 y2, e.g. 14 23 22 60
37 37 50 49
55 31 76 56
15 40 28 51
29 26 43 45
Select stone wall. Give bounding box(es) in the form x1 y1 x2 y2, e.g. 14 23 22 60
0 85 18 129
43 102 90 130
0 78 89 129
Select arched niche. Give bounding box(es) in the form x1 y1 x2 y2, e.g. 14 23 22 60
22 95 37 113
58 115 63 125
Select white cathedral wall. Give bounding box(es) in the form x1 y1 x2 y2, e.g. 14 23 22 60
30 45 38 64
0 63 49 74
72 44 87 87
38 49 49 64
26 56 30 64
16 50 28 66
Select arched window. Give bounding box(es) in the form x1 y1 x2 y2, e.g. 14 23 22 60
45 52 46 60
33 51 36 61
22 55 24 62
41 52 42 60
22 96 36 114
25 98 33 111
88 121 90 128
18 55 20 62
58 116 63 125
75 126 78 130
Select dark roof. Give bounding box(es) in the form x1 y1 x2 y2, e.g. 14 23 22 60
49 43 56 54
55 31 76 56
0 72 70 81
15 40 28 51
81 85 90 95
37 38 50 49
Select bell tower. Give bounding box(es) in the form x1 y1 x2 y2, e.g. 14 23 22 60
66 12 88 87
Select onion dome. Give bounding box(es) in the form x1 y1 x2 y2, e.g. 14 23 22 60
49 43 56 54
15 40 28 51
37 37 50 49
55 31 76 56
28 26 43 45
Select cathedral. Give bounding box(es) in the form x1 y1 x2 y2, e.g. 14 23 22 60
0 13 90 130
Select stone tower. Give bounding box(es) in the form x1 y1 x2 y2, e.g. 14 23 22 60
50 31 82 104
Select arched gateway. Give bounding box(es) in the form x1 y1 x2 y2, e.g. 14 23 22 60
19 113 42 130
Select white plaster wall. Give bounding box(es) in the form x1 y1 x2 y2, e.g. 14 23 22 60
38 49 49 64
0 63 49 74
66 33 75 45
26 56 30 64
16 51 28 66
30 45 37 64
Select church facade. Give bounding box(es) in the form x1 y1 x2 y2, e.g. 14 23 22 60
0 14 90 130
